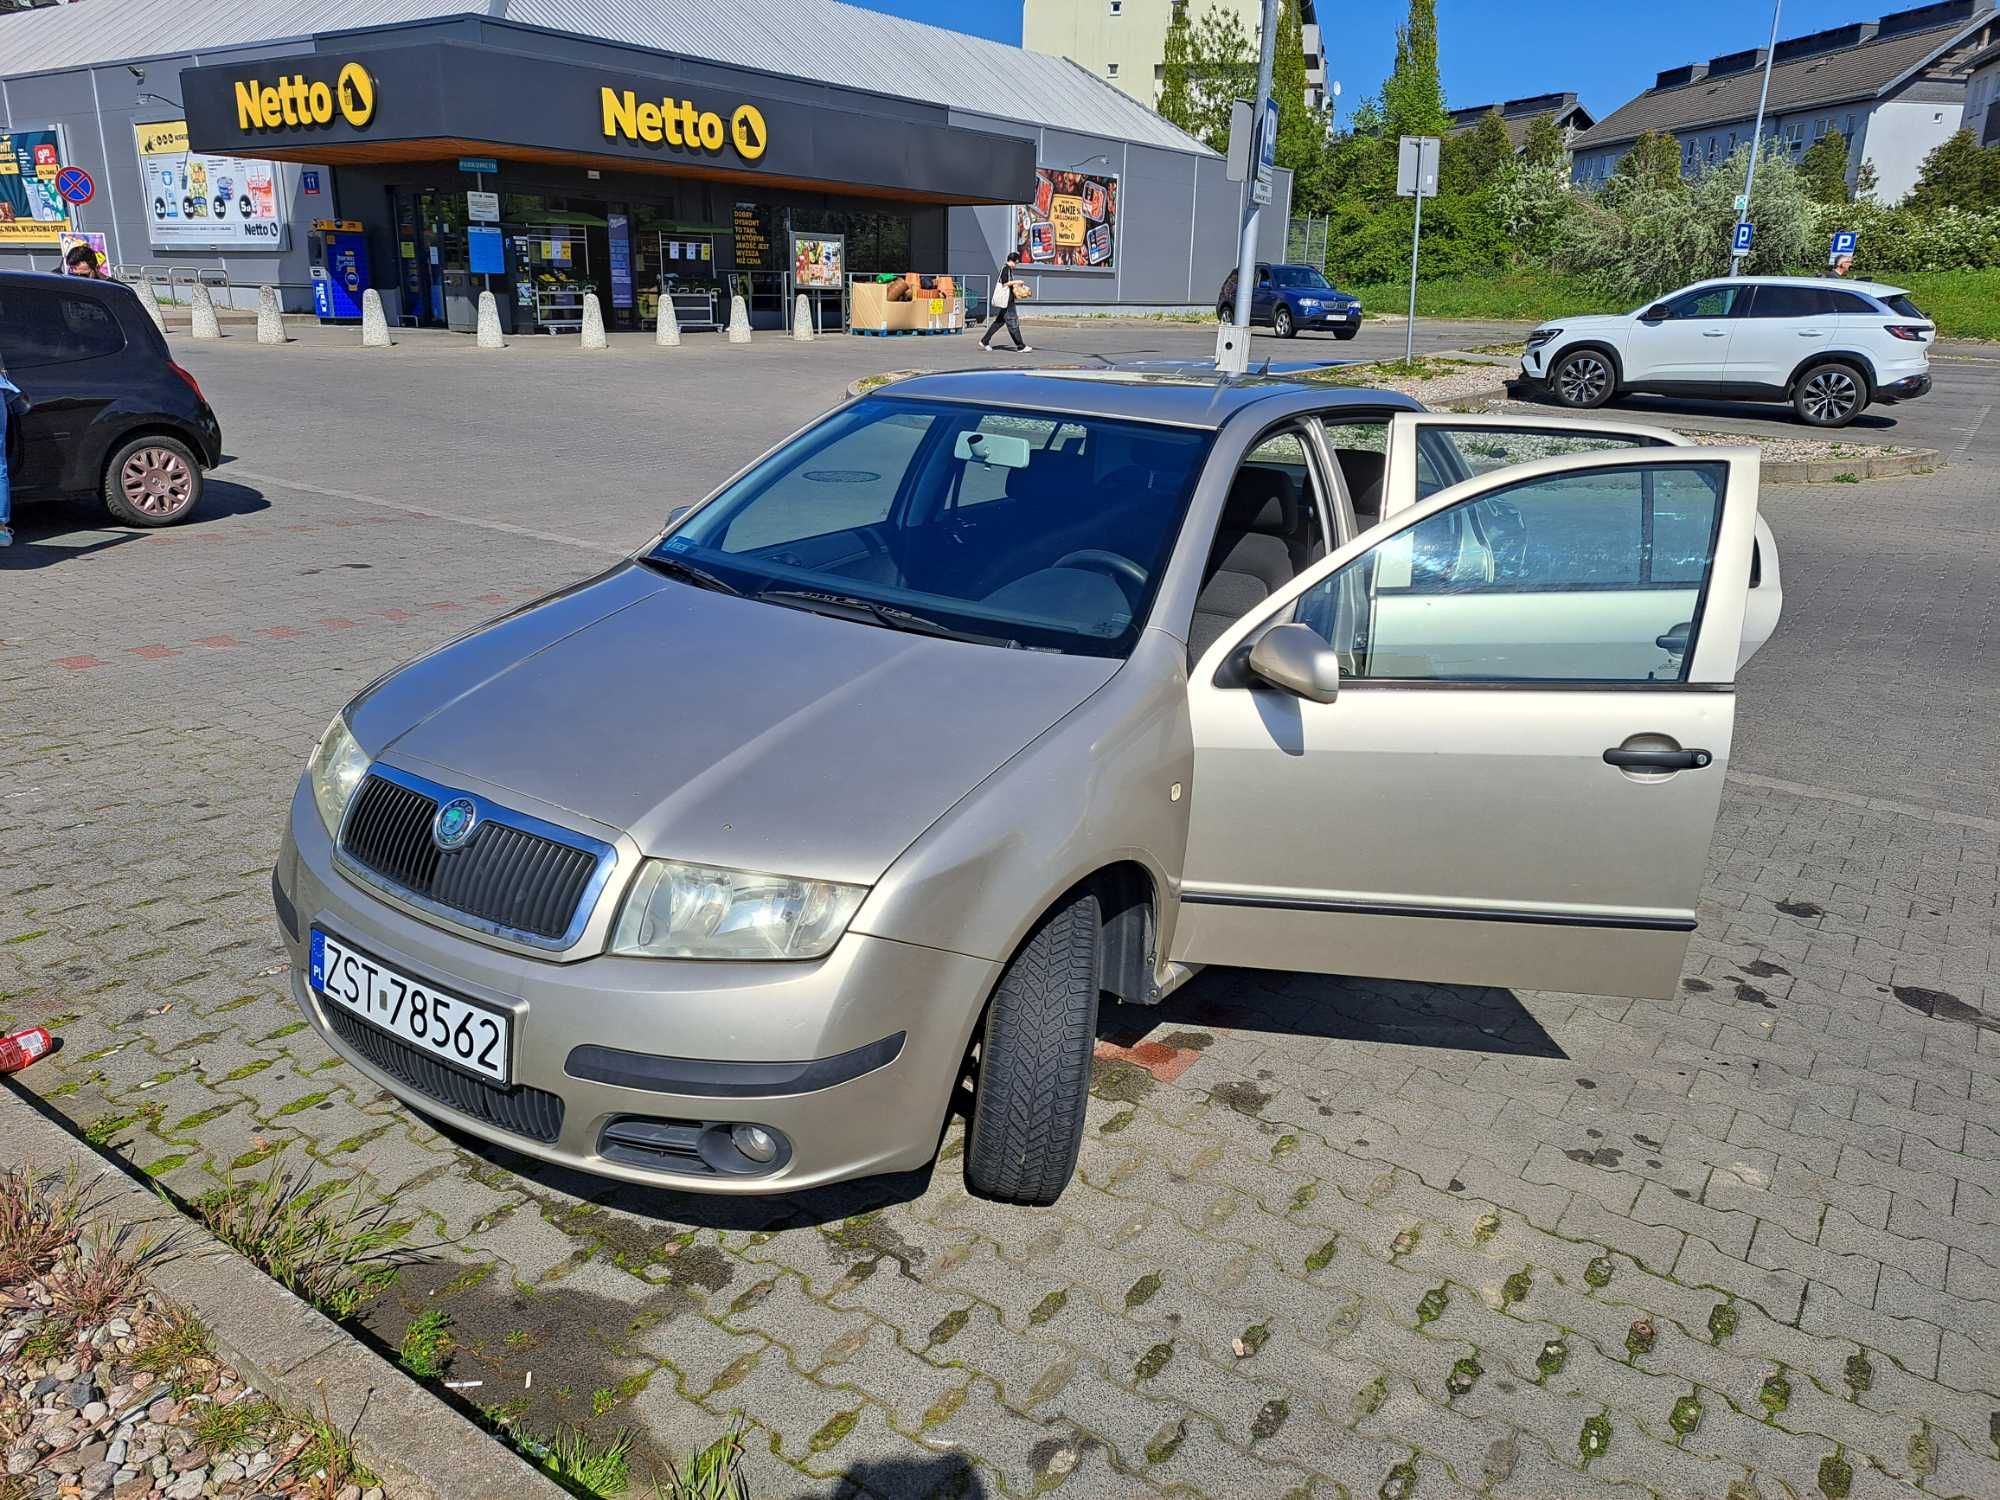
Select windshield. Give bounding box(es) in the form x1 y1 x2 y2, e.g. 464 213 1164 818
1270 266 1330 289
651 397 1212 657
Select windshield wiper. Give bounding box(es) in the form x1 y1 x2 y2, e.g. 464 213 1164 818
643 553 742 596
756 588 1019 648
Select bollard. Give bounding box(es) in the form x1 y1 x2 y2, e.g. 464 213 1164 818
256 285 285 345
476 290 505 350
727 293 752 344
138 280 168 336
190 282 221 341
792 293 816 342
655 295 681 347
580 292 608 350
360 289 392 348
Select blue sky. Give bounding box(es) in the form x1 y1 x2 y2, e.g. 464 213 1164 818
848 0 1884 123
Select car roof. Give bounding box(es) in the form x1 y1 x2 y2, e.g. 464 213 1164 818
1684 274 1907 296
0 267 129 299
871 369 1421 430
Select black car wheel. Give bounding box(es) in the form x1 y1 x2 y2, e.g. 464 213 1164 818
1272 304 1296 339
1792 362 1864 427
1217 299 1233 321
103 435 203 527
963 889 1100 1206
1334 326 1359 341
1550 349 1614 409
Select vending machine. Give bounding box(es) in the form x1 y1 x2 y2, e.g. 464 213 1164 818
308 220 370 322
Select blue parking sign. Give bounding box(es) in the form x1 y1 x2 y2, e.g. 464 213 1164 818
1732 222 1755 253
1830 229 1857 257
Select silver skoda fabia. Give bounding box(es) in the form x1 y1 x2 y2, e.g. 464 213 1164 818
274 371 1782 1205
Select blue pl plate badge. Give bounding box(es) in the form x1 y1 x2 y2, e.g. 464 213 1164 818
309 929 326 991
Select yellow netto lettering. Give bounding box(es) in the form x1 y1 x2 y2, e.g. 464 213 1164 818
231 64 375 131
600 86 765 160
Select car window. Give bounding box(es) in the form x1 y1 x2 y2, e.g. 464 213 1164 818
1411 426 1670 499
1746 285 1823 318
1823 289 1878 315
1661 285 1744 319
1321 420 1389 527
1294 462 1725 682
660 397 1211 658
1884 294 1927 320
1270 267 1330 288
0 286 127 369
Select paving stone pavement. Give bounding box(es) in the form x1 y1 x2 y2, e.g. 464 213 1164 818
2 333 1997 1499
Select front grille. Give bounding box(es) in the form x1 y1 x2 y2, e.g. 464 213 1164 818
328 1006 564 1144
341 773 600 942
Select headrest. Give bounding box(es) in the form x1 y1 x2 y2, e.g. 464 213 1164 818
1224 467 1297 536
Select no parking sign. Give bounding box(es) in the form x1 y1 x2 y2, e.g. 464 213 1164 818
55 165 94 206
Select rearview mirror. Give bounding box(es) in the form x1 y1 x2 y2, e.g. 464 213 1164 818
1248 623 1341 703
954 431 1031 469
1642 303 1671 321
666 505 692 524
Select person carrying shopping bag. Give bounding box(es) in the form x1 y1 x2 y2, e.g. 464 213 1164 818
978 257 1033 353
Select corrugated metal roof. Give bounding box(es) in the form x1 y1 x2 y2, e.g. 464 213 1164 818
1574 16 1988 148
0 0 1210 154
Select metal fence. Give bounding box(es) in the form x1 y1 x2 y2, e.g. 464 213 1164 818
1285 216 1330 270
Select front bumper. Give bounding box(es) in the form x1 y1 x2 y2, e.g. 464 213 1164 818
1292 304 1361 330
274 779 1000 1193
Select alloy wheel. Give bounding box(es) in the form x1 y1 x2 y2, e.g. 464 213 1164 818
120 445 196 517
1273 306 1294 338
1801 368 1860 424
1556 353 1610 406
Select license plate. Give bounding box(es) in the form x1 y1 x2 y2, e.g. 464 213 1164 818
310 928 511 1085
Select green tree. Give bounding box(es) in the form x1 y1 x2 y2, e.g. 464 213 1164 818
1381 0 1450 141
1852 156 1879 203
1906 128 2000 212
1185 3 1257 153
1157 4 1196 138
1611 130 1684 194
1271 0 1334 210
1520 113 1567 169
1443 108 1512 196
1797 129 1852 204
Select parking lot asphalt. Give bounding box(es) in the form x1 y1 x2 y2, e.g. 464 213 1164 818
3 324 1997 1500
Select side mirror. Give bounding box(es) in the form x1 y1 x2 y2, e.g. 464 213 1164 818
666 505 692 524
1641 303 1671 321
1248 623 1342 703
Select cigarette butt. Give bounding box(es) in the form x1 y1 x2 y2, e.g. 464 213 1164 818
444 1380 483 1390
525 1370 533 1390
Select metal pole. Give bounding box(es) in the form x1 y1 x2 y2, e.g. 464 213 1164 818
1731 0 1784 276
1406 188 1423 365
1220 0 1281 373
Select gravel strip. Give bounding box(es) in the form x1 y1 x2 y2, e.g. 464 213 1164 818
1458 397 1918 461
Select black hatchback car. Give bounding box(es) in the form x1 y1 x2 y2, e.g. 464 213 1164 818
0 270 221 527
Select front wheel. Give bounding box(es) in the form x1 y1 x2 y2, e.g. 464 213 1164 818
1272 305 1296 339
963 890 1100 1206
1549 349 1614 409
103 435 203 526
1793 362 1865 427
1216 300 1233 321
1334 326 1359 341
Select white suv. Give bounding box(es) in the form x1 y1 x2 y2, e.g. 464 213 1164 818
1520 276 1934 427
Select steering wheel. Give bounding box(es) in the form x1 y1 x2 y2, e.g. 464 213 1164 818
1051 548 1148 601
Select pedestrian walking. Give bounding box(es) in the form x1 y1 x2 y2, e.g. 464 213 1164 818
1 351 21 548
978 257 1033 353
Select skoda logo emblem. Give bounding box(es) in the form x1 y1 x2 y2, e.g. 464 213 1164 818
432 797 478 852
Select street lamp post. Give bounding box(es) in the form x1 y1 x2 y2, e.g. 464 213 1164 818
1731 0 1785 276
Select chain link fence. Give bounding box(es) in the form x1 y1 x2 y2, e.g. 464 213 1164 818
1285 216 1330 269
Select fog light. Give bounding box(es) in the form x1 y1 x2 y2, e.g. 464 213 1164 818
731 1123 779 1163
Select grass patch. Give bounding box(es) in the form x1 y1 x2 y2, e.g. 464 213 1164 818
194 1394 282 1452
517 1425 631 1498
1303 354 1474 386
1889 268 2000 341
652 1424 748 1498
134 1302 215 1380
194 1170 411 1322
398 1308 453 1380
0 1166 92 1284
1347 266 1618 323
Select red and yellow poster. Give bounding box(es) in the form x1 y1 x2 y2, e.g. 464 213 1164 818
1014 166 1118 272
0 130 73 247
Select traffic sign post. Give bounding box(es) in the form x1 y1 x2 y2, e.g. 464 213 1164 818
1827 229 1858 274
1251 98 1278 207
1732 221 1755 256
55 166 94 206
1397 135 1440 364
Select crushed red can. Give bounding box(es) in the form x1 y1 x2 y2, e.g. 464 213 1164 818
0 1026 53 1073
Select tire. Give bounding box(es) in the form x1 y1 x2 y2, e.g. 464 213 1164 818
1272 305 1296 339
102 434 203 526
1334 327 1359 341
1792 361 1865 427
1217 300 1232 321
964 890 1101 1206
1549 349 1614 409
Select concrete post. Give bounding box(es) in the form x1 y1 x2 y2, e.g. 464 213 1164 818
138 279 167 336
190 283 221 341
727 294 752 344
580 292 608 350
655 294 682 347
360 289 392 348
475 291 505 350
792 293 814 342
256 285 285 345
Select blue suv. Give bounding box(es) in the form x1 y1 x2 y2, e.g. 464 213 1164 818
1216 263 1362 339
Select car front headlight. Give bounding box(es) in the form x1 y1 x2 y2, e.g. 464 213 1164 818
1527 326 1561 349
308 713 370 837
611 860 867 961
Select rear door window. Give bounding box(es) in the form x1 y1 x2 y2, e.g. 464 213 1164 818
1884 294 1928 320
0 286 126 369
1744 285 1822 318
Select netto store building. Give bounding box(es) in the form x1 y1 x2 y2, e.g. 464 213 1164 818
0 0 1290 330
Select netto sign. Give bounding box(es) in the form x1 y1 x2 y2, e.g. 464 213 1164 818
234 62 376 131
600 88 766 161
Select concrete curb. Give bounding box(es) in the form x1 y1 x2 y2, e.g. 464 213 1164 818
1 1080 569 1500
1759 446 1941 483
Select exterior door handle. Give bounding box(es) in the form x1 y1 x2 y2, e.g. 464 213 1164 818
1702 330 1727 337
1604 747 1713 771
1799 330 1825 336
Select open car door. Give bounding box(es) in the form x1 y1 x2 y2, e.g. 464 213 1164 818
1174 445 1763 1001
1381 412 1781 666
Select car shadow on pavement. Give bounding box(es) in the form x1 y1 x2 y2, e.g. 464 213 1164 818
817 1455 989 1498
1 478 270 569
1594 392 1900 435
1105 965 1567 1059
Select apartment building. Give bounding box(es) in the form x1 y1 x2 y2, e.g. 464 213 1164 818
1968 38 2000 141
1571 0 2000 202
1447 93 1598 159
1022 0 1327 113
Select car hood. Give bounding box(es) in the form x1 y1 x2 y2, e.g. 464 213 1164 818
350 563 1120 888
1543 313 1631 340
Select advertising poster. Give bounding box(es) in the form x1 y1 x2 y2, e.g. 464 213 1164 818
790 233 844 289
1013 166 1118 272
608 212 634 308
59 230 110 272
133 120 288 251
0 130 72 247
732 202 772 269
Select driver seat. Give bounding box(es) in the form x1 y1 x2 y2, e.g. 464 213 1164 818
1188 469 1308 664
